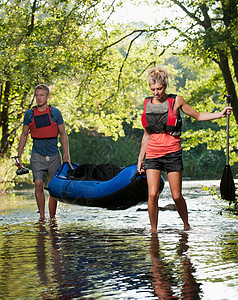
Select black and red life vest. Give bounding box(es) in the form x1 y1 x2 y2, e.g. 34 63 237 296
141 94 182 136
29 106 58 139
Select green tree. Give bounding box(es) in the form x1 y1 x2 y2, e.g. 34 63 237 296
0 0 167 188
48 26 169 139
0 0 115 157
157 0 238 122
0 0 164 158
163 55 238 167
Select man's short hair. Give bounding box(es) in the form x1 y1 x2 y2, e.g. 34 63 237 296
34 84 50 95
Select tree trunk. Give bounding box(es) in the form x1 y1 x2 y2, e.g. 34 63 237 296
229 46 238 83
222 0 238 82
217 51 238 123
0 81 11 157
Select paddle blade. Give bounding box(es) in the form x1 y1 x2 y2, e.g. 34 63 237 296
220 164 236 202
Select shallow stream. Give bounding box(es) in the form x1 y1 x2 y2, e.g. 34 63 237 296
0 180 237 299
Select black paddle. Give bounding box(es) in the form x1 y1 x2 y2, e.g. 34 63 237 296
220 95 236 203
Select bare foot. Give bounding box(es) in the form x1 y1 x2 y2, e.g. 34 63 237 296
184 226 192 231
150 229 158 234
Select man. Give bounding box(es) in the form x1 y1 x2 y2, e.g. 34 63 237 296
16 84 71 220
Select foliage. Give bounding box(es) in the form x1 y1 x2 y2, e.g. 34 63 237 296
0 0 168 158
202 185 238 210
156 0 238 122
0 0 118 156
202 185 222 201
50 31 168 139
67 120 233 180
0 156 32 192
68 124 142 166
0 0 238 192
177 62 238 166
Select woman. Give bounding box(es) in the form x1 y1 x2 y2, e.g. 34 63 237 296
137 66 232 233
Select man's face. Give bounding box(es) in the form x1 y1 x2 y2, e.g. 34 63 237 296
35 89 49 107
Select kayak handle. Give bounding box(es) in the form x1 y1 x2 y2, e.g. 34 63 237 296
131 171 143 182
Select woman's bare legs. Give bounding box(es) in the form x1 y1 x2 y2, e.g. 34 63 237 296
167 171 190 230
146 169 162 232
146 169 190 232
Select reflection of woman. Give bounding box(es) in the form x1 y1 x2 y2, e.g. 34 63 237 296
177 233 201 299
150 234 176 299
150 233 201 299
138 66 232 233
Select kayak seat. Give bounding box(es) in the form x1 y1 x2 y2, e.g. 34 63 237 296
67 163 122 181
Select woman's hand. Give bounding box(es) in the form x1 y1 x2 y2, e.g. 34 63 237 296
137 130 149 174
220 106 233 118
137 159 145 174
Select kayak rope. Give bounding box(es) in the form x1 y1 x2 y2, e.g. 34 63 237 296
62 179 73 200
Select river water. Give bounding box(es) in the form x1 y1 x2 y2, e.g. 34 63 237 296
0 180 237 300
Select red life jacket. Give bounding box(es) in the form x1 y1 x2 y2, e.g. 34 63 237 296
141 94 182 136
29 106 58 139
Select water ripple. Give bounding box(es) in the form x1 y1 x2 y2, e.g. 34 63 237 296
0 181 238 299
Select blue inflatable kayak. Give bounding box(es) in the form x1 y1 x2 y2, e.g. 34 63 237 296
48 162 164 210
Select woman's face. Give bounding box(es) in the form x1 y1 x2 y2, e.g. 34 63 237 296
149 82 167 102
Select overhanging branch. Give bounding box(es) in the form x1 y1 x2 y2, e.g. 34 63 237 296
117 31 144 89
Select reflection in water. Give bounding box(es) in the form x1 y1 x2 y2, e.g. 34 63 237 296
0 182 238 299
150 233 176 299
150 233 201 299
36 221 48 284
34 222 203 299
36 220 64 299
36 222 150 299
176 234 201 299
42 226 151 299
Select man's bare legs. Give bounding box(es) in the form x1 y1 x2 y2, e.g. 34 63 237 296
49 196 57 219
48 174 57 219
35 177 57 220
35 179 45 220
